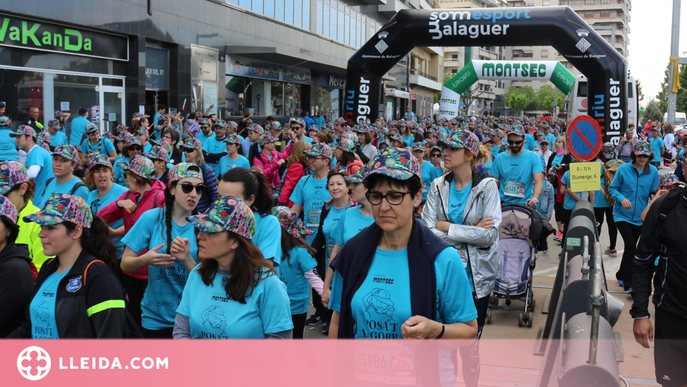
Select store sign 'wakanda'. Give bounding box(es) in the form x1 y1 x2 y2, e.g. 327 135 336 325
0 13 128 61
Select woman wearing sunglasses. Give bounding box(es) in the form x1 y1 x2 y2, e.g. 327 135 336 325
121 163 204 338
179 138 218 214
608 140 659 292
112 134 144 187
173 197 292 339
328 148 477 385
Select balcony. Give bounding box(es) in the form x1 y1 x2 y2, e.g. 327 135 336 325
359 0 386 5
561 0 629 13
378 0 406 17
409 71 442 91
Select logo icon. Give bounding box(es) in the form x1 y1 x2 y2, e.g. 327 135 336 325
575 28 591 53
17 346 51 381
376 31 389 53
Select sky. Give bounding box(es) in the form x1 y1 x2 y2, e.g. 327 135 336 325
628 0 687 106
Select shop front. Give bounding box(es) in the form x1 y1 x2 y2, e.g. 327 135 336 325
224 55 310 118
0 12 129 134
314 73 345 121
383 88 416 121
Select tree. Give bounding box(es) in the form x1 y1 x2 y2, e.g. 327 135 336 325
635 78 645 105
536 85 566 112
505 86 537 115
644 99 663 122
656 63 671 114
656 63 687 115
676 65 687 113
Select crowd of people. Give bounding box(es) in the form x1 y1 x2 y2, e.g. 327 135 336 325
0 102 683 387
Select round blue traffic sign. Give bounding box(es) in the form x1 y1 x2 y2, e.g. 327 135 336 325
567 115 602 161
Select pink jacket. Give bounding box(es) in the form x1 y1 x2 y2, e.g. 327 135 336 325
278 161 307 206
97 179 166 279
253 142 293 189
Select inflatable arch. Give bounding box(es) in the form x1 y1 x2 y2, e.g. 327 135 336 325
438 60 576 119
344 6 627 144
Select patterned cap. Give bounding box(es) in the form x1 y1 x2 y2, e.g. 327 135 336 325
305 143 333 159
214 120 227 128
398 120 408 127
224 133 242 145
352 125 368 134
226 121 239 131
321 123 333 133
344 168 366 184
54 110 64 118
633 139 652 157
135 126 149 137
388 133 404 144
340 130 358 144
247 124 265 136
187 196 255 238
85 122 99 134
660 173 680 188
258 133 277 146
411 142 425 152
507 125 525 137
125 135 142 148
115 125 129 136
412 126 424 136
122 155 155 179
0 195 18 223
47 118 61 130
377 139 391 149
439 129 480 155
271 206 312 239
24 194 93 228
88 154 113 169
333 117 346 126
37 131 51 151
337 137 356 153
198 117 211 126
133 112 148 119
309 124 320 133
0 116 9 127
181 137 202 151
9 125 36 138
365 147 421 183
601 142 615 160
291 118 306 128
144 145 169 162
0 161 29 195
268 121 283 132
168 162 203 183
51 144 79 162
244 119 253 126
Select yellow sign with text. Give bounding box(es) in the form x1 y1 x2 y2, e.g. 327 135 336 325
569 162 601 192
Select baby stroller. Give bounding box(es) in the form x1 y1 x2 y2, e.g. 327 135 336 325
486 204 537 328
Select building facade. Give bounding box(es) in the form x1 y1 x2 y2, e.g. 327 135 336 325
0 0 441 133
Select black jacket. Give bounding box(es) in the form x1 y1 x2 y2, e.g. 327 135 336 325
0 244 33 337
310 199 353 273
9 250 127 338
631 190 687 319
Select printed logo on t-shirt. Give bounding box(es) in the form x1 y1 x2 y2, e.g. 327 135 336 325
361 288 398 338
200 305 229 339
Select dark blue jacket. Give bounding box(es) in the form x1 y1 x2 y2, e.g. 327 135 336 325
197 162 218 214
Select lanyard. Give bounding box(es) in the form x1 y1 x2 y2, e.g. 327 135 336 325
88 139 103 153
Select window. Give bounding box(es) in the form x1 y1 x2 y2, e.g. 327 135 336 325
239 0 251 10
275 0 285 21
541 49 549 57
285 0 294 24
523 51 533 58
600 11 610 17
264 0 274 17
451 69 458 74
525 1 534 6
451 54 458 60
584 12 594 18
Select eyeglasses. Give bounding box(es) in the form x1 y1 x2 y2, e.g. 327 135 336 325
507 140 524 145
180 183 206 195
366 191 410 206
636 154 650 159
431 153 442 158
307 156 326 161
291 126 303 130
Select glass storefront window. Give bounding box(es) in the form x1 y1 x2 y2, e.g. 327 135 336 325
316 86 341 121
284 83 301 117
271 82 284 116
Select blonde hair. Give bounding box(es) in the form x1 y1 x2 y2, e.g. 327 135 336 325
468 145 490 172
556 135 568 154
287 141 312 167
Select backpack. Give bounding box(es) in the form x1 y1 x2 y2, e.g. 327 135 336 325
601 159 624 206
652 187 685 243
42 177 86 199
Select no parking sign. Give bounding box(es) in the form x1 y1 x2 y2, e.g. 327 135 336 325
566 115 602 161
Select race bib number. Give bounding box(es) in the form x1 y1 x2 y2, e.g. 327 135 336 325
354 341 416 385
307 210 322 228
458 245 468 268
504 181 525 198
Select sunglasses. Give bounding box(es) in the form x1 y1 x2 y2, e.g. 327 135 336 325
129 146 143 151
431 153 442 157
636 154 650 158
507 140 524 145
182 148 196 153
180 183 206 195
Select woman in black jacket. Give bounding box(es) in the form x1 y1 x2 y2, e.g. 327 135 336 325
10 194 128 338
307 170 352 332
0 195 33 337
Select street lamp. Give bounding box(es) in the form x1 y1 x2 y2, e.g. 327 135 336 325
256 94 261 116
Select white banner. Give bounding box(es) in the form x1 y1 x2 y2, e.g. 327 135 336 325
438 86 460 120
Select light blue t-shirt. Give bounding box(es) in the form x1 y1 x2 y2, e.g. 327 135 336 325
203 135 228 178
112 156 129 186
49 131 68 147
88 183 128 259
219 154 250 176
80 137 115 157
561 171 584 210
177 266 293 339
289 175 332 244
196 131 215 145
30 270 70 339
525 133 536 151
330 247 477 338
278 246 318 315
34 176 89 209
322 204 347 264
448 182 472 225
333 206 374 247
254 212 283 267
241 138 254 158
420 161 442 201
650 137 664 163
121 208 198 330
0 126 18 161
491 150 545 205
69 116 90 146
26 146 54 199
594 160 611 208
